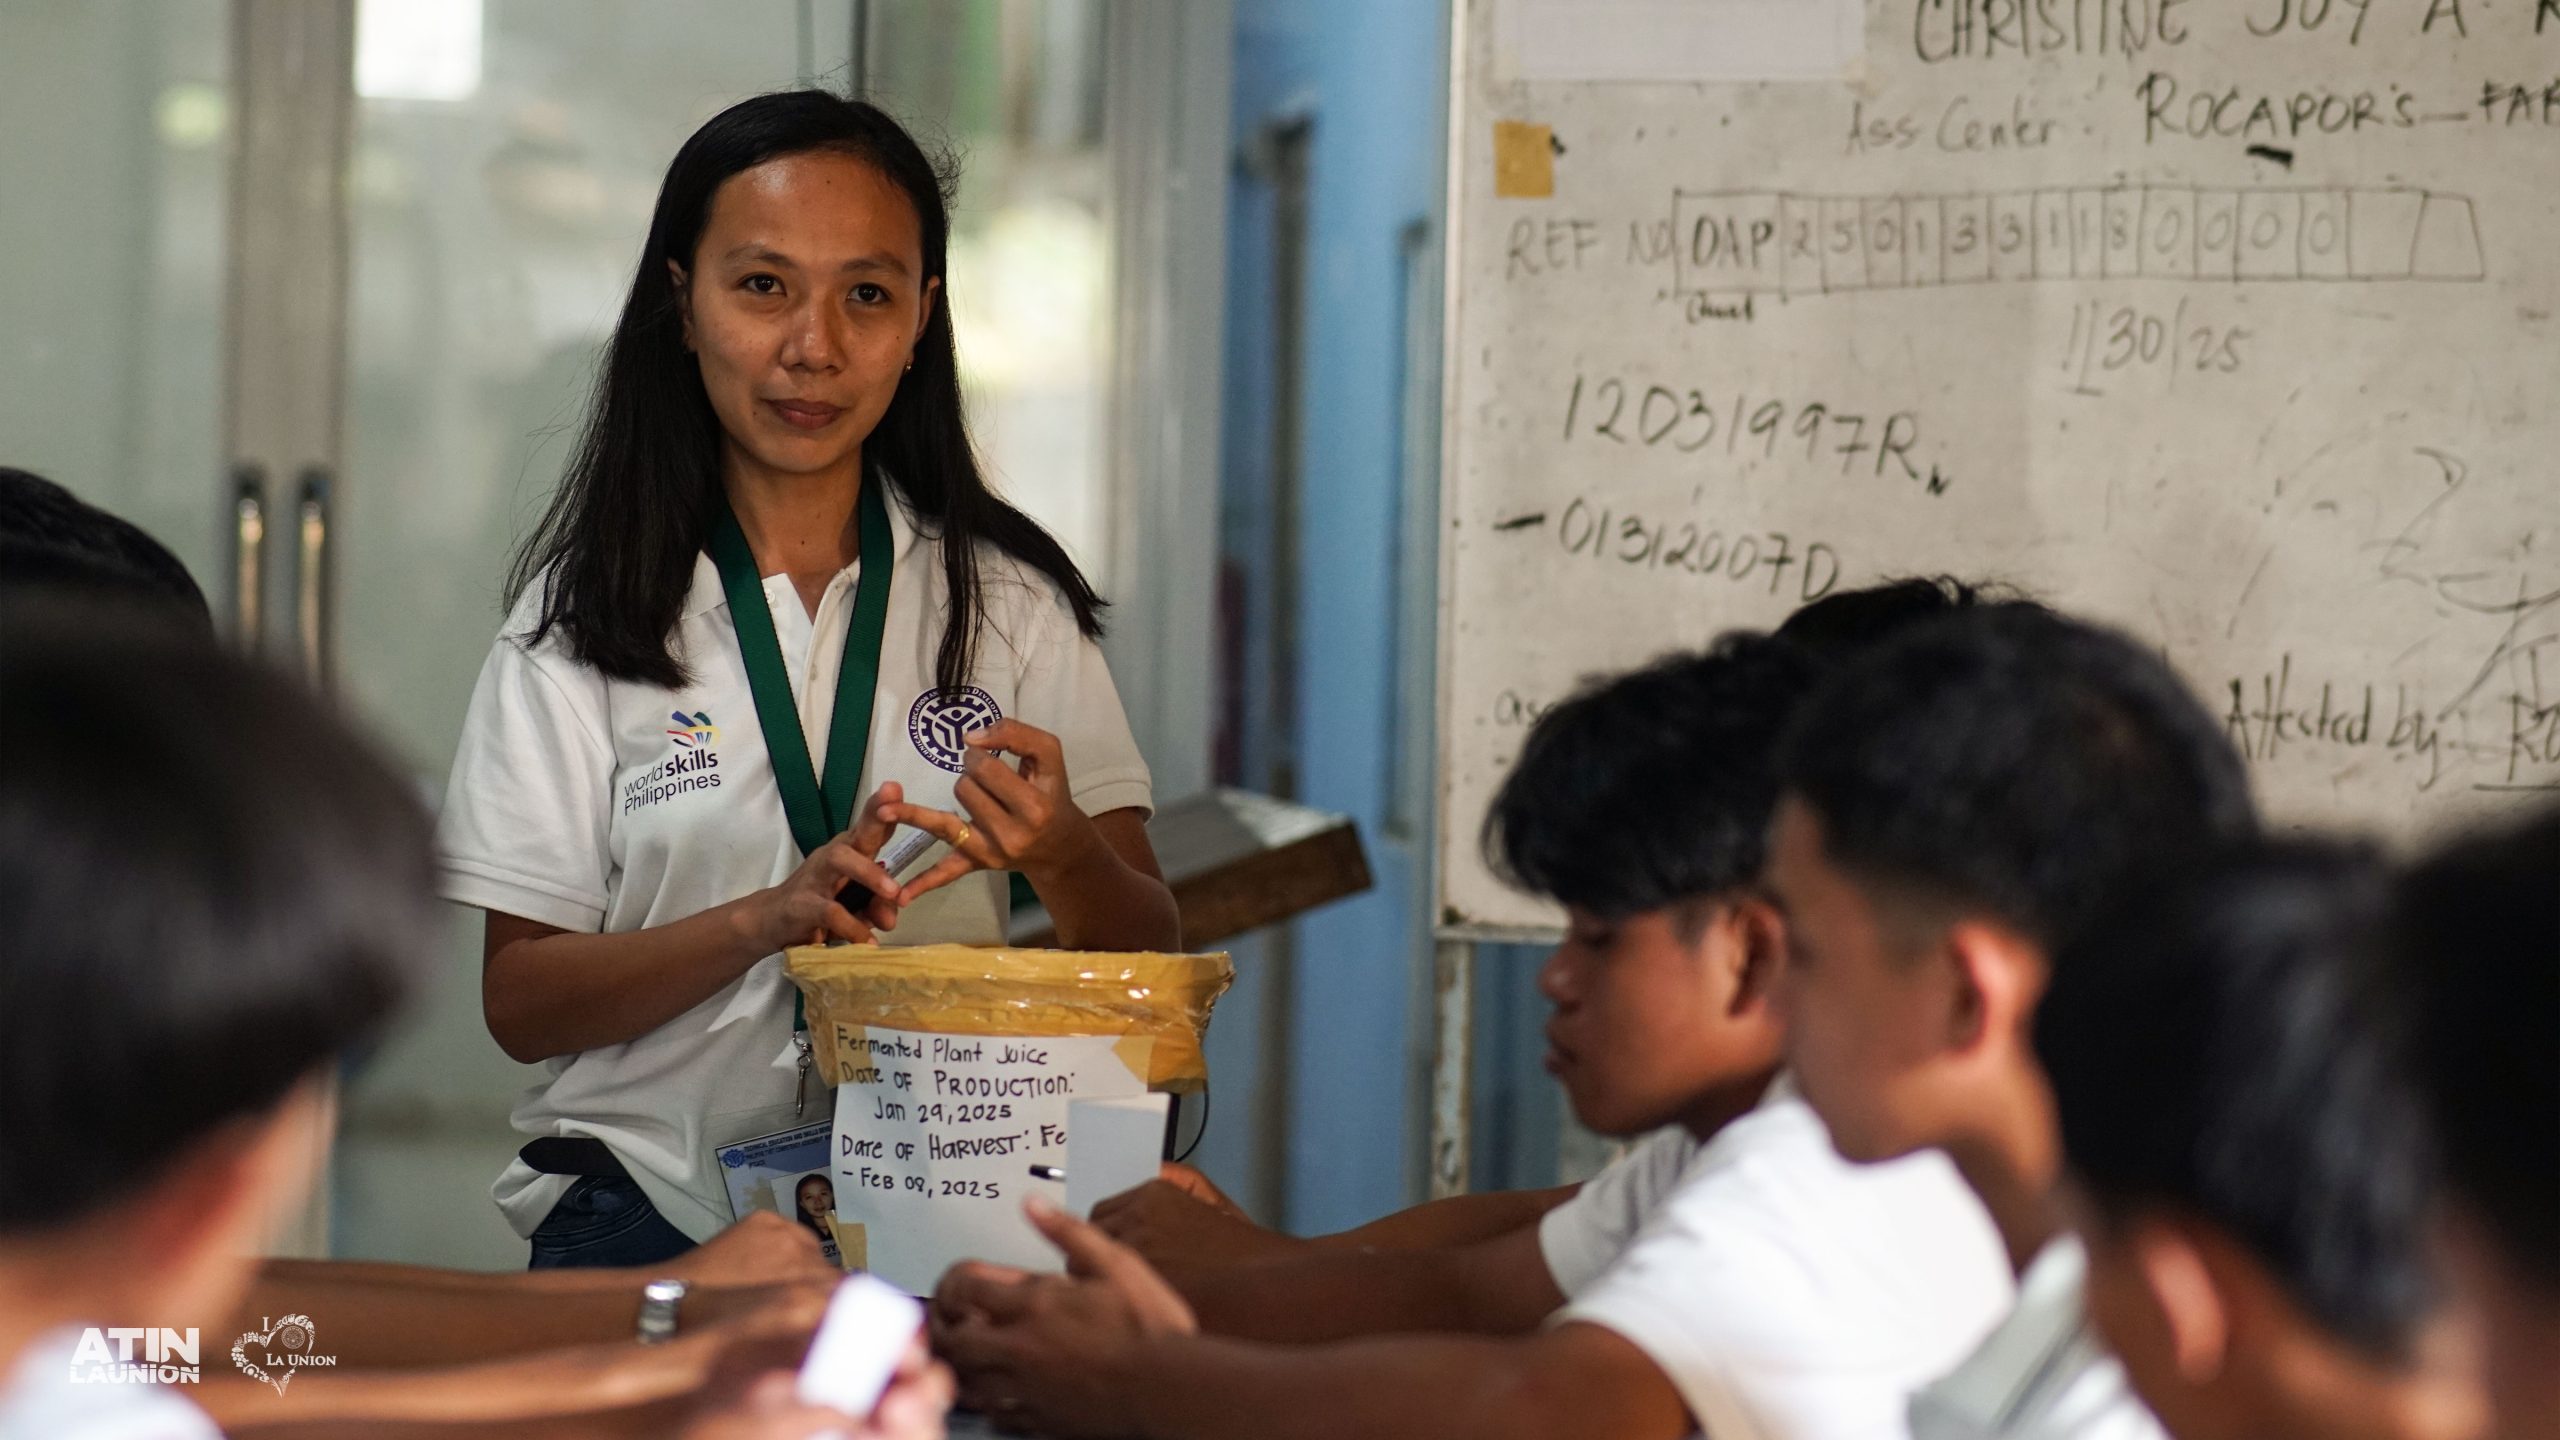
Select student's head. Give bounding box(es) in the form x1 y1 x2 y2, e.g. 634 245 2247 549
0 467 211 625
2391 806 2560 1440
1774 575 2000 663
797 1174 835 1224
1766 604 2256 1165
509 89 1104 698
2041 841 2482 1440
0 608 433 1335
1484 632 1819 1136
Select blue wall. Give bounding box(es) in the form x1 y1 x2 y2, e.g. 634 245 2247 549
1222 0 1451 1233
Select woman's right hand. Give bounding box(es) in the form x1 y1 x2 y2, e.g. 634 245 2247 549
743 782 908 952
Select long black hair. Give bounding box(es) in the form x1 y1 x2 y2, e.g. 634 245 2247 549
506 90 1105 692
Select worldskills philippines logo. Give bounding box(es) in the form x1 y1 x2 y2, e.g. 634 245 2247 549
624 709 725 816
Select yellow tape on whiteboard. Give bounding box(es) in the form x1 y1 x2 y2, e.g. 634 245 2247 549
1493 120 1555 198
784 944 1234 1093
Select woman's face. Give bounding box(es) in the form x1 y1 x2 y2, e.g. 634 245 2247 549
674 150 939 492
799 1177 834 1219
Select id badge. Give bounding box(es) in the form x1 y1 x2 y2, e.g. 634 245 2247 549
708 1105 861 1271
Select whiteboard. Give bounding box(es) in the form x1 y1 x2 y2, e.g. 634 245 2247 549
1436 0 2560 937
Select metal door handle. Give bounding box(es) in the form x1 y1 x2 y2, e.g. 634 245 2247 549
295 468 331 685
231 466 267 647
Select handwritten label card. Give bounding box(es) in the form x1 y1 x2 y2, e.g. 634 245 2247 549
828 1026 1153 1296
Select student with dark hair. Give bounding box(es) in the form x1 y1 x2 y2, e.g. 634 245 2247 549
0 609 430 1438
441 89 1178 1267
2390 806 2560 1440
2038 842 2484 1440
1772 575 2002 662
0 610 941 1440
0 476 952 1440
0 467 211 622
926 633 2013 1440
1089 577 2001 1274
1764 603 2259 1440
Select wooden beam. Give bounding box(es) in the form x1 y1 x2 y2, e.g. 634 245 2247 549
1011 788 1372 949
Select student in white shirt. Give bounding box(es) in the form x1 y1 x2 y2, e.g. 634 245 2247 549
0 619 355 1440
1762 604 2259 1440
439 90 1178 1267
2037 841 2485 1440
924 631 2015 1440
1087 578 2006 1278
0 605 930 1440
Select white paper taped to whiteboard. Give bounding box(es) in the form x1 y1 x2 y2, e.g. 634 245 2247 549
1495 0 1865 83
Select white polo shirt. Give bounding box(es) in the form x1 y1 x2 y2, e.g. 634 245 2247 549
1907 1238 2170 1440
1540 1081 2015 1440
437 486 1152 1241
0 1330 220 1440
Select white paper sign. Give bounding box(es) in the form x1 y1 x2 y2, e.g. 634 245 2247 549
829 1026 1152 1296
1063 1094 1172 1220
797 1275 923 1415
1495 0 1864 83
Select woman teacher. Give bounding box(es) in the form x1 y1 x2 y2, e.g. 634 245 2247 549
438 91 1178 1268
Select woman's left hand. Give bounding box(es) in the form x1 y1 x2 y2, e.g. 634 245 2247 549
875 719 1106 904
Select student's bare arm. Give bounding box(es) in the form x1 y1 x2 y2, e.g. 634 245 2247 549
938 1201 1667 1440
1309 1185 1581 1252
1095 1171 1581 1273
198 1294 822 1431
235 1214 829 1368
251 1211 830 1324
227 1272 814 1370
1171 1220 1566 1342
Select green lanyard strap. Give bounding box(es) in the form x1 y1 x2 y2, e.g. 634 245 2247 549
707 477 895 854
707 477 897 1034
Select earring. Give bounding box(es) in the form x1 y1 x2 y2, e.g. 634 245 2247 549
903 358 914 372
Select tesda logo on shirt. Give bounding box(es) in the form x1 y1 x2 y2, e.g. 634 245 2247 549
623 709 725 816
908 686 1003 772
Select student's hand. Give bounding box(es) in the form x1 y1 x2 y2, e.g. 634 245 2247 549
748 782 908 950
689 1340 953 1440
863 1336 957 1440
670 1212 837 1288
684 1275 842 1337
678 1373 863 1440
875 722 1107 903
1158 1162 1249 1217
931 1198 1196 1436
1092 1173 1307 1272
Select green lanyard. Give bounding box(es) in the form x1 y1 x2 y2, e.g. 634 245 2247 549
706 477 895 1062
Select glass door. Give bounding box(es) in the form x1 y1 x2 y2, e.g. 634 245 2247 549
0 0 231 584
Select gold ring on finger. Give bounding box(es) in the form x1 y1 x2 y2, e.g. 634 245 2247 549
954 823 972 850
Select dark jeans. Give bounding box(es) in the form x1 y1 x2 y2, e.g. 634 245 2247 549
526 1175 698 1270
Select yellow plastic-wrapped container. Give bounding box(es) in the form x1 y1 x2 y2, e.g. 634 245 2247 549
785 943 1235 1094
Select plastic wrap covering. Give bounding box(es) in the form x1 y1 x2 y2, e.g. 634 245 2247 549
785 944 1234 1093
